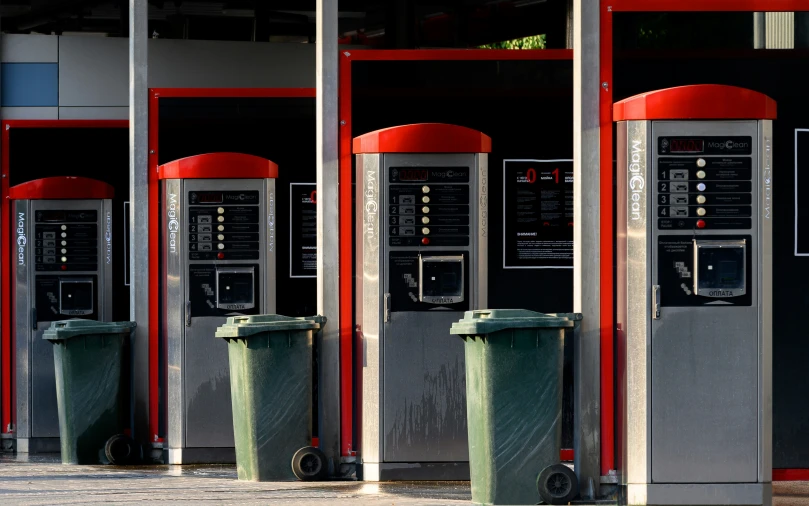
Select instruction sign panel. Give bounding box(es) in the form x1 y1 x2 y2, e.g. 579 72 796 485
503 159 573 269
797 130 809 256
290 183 317 278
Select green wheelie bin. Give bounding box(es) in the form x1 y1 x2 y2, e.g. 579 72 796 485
216 314 326 482
450 310 580 506
44 319 136 465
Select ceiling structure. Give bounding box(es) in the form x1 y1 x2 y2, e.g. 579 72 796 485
0 0 571 48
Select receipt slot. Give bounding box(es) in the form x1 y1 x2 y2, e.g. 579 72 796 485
11 177 114 453
159 153 277 464
615 85 775 506
354 124 489 480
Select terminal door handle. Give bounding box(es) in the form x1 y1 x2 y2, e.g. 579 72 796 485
652 285 661 320
384 293 391 323
185 301 191 327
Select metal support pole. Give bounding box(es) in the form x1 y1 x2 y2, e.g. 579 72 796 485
129 0 150 451
573 0 601 499
316 0 341 475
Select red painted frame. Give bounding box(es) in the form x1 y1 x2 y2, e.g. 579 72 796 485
0 120 128 438
339 49 573 458
600 0 809 479
147 88 315 444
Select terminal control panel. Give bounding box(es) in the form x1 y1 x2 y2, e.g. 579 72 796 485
387 166 472 313
187 190 261 316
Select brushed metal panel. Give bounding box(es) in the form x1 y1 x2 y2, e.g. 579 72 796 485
382 310 468 463
358 153 382 465
1 34 58 63
14 200 32 439
625 120 651 485
102 199 114 320
149 39 315 88
650 308 758 483
629 483 771 506
1 107 58 120
184 317 234 448
58 36 127 107
264 178 277 314
163 180 184 450
30 324 58 438
58 107 129 120
759 120 773 483
475 153 488 309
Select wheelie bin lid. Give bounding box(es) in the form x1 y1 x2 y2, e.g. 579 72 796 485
450 309 574 336
43 319 137 341
216 314 325 339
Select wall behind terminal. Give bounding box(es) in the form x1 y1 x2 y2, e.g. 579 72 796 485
613 12 809 469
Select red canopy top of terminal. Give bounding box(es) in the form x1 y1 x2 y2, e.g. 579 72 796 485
9 177 114 200
613 85 777 121
158 153 279 180
353 123 492 154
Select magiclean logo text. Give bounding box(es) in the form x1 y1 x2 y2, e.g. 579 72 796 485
707 139 750 150
105 211 113 264
17 212 26 266
365 170 377 240
629 139 645 221
167 194 179 254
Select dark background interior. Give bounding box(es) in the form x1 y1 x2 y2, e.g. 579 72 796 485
351 58 576 447
615 12 809 468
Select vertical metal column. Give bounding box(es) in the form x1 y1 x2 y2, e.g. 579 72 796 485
129 0 150 449
316 0 342 475
573 0 601 499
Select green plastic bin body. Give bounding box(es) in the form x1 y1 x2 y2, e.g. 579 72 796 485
450 310 576 506
216 314 323 482
43 319 136 465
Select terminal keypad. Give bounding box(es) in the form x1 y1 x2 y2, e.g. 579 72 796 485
656 136 753 230
34 210 98 271
188 191 260 261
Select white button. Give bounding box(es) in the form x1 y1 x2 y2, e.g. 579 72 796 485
218 225 225 231
61 241 67 246
422 206 430 214
61 225 67 231
697 158 707 168
422 196 430 203
696 170 706 179
697 183 706 191
218 243 225 250
697 208 706 216
422 227 430 235
422 217 430 224
422 186 431 194
217 216 225 222
218 234 225 241
61 256 67 262
697 195 707 204
217 207 225 214
61 249 67 254
61 232 67 238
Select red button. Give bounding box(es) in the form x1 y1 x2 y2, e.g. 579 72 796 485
421 237 430 245
217 252 225 259
696 219 706 229
61 265 67 271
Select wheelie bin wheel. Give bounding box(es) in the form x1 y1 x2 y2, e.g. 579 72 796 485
291 446 328 481
105 434 138 465
537 464 578 505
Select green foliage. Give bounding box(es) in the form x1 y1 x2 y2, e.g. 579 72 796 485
479 34 546 50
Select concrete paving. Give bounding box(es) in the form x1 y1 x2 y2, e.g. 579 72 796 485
0 454 808 505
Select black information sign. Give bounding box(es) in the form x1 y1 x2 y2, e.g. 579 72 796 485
797 130 809 256
503 160 573 268
290 183 317 278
